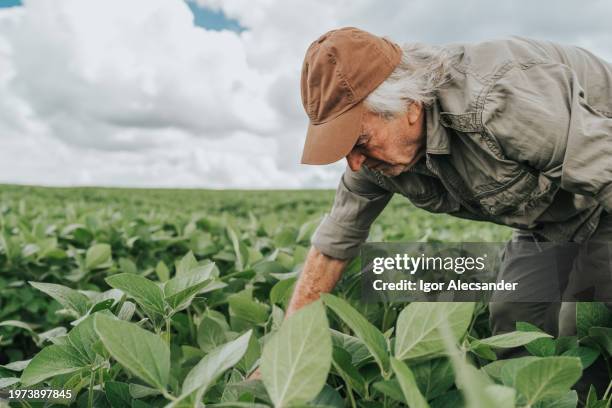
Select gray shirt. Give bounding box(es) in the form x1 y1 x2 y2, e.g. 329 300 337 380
312 37 612 259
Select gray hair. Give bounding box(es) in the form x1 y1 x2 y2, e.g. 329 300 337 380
364 42 453 116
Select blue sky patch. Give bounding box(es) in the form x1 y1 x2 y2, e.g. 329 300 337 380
0 0 22 8
185 1 245 33
0 0 245 34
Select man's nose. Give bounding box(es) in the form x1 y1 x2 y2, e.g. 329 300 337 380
346 150 366 171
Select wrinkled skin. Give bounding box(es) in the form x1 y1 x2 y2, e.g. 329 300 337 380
346 102 427 177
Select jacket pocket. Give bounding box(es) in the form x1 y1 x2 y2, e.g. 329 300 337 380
477 170 555 216
410 192 461 213
386 172 460 213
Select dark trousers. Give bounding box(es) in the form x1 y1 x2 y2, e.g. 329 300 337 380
489 211 612 399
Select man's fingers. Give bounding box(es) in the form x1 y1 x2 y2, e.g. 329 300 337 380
247 367 262 381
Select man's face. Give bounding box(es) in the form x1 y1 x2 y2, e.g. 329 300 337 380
346 103 426 177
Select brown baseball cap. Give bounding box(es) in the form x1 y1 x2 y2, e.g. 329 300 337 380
300 27 402 165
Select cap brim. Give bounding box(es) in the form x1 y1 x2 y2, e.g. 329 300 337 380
300 102 364 165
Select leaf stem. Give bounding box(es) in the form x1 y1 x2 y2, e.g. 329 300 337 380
346 382 357 408
466 304 479 336
381 305 390 333
604 378 612 401
162 389 177 401
187 308 196 343
87 370 95 408
220 269 245 281
165 317 172 345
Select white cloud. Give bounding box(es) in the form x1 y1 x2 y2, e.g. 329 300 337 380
0 0 611 188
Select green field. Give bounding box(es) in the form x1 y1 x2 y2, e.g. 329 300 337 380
0 185 610 407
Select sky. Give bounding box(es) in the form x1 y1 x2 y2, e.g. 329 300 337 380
0 0 610 189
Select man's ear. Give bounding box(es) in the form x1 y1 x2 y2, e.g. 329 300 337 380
406 102 423 125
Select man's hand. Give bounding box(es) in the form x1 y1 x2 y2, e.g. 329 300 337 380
248 367 262 381
285 246 348 318
246 246 348 381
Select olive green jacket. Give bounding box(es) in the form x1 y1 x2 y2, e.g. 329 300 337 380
312 36 612 259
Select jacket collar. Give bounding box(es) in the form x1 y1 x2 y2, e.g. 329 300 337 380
425 100 451 155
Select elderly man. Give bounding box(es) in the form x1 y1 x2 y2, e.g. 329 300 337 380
278 27 612 392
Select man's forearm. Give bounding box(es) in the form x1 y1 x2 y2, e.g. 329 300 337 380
285 246 348 318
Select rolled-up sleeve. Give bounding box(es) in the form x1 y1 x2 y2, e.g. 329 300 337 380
311 166 393 259
483 61 612 212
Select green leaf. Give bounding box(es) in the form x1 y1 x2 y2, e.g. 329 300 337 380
0 320 39 336
411 358 454 400
197 312 229 353
516 322 556 357
275 251 294 270
270 304 284 331
104 381 132 408
330 329 371 366
89 298 115 315
29 281 89 316
118 257 138 274
576 302 612 338
373 380 405 403
498 356 541 387
177 330 252 404
561 347 599 369
19 313 104 386
223 378 271 405
470 341 498 361
218 369 243 403
296 218 320 244
117 301 136 321
515 357 582 405
155 261 170 282
164 264 214 312
481 360 507 382
85 243 112 270
20 344 86 386
128 383 162 398
554 336 578 355
175 251 198 277
273 227 298 248
484 384 516 408
269 277 296 307
430 390 464 408
261 300 332 408
228 291 269 325
309 384 344 408
472 331 552 349
585 385 599 408
438 320 501 408
236 330 261 373
0 377 20 388
395 302 474 361
533 390 578 408
94 314 169 391
390 357 430 408
253 260 289 276
588 327 612 354
226 227 248 271
332 346 366 397
132 399 152 408
1 359 31 372
78 390 109 407
105 273 165 317
181 345 205 363
322 294 389 374
66 314 101 364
